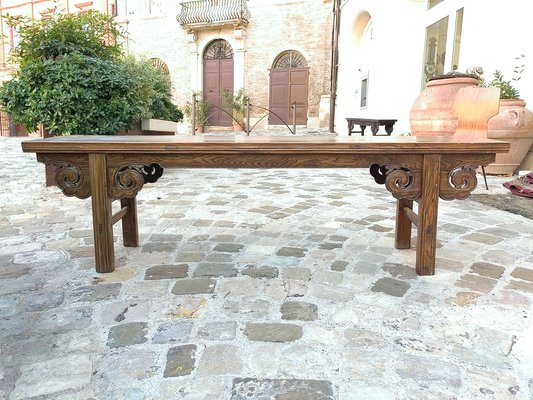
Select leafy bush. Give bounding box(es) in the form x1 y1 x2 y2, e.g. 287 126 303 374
0 11 183 135
0 54 149 135
134 59 183 122
8 11 124 66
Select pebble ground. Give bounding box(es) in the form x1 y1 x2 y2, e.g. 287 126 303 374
0 133 532 400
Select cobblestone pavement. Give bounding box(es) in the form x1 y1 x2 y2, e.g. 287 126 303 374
0 135 532 400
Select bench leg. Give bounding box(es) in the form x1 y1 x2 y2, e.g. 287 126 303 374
121 197 139 247
395 198 413 249
89 154 115 273
415 154 441 276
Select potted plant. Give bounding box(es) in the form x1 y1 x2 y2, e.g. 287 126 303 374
222 88 246 131
184 93 211 133
484 56 533 175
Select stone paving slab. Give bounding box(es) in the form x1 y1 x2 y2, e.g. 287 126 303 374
0 136 532 399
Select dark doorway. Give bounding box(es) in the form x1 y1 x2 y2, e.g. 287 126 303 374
269 50 309 125
203 39 234 127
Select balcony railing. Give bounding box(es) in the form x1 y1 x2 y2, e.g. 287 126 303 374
177 0 251 30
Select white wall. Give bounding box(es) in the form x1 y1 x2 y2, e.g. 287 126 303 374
458 0 533 106
335 0 426 135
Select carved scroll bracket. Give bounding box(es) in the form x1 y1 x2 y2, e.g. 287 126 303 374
109 163 163 199
440 165 478 200
55 161 91 199
36 155 91 199
385 166 421 200
369 163 421 200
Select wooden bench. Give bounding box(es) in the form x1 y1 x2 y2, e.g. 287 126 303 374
21 135 509 276
346 118 397 136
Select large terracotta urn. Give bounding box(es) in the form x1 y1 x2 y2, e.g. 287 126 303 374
410 75 480 136
486 99 533 175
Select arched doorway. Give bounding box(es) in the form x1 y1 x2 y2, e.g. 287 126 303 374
203 39 234 126
269 50 309 125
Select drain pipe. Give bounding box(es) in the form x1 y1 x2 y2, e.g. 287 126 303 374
329 0 341 133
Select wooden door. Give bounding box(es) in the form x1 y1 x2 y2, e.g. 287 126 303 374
269 68 309 125
203 40 234 127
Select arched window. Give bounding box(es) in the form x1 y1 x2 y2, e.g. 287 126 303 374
150 58 170 76
203 39 234 60
272 50 307 69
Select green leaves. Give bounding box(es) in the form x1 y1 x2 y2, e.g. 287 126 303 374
487 55 526 100
1 54 146 135
8 11 124 67
490 70 520 99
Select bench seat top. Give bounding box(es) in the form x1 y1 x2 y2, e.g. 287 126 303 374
22 135 509 155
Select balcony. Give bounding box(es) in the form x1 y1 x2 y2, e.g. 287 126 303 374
177 0 251 31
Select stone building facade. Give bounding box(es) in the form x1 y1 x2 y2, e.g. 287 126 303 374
119 0 334 130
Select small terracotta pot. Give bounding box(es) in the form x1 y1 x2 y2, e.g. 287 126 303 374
410 77 480 136
233 122 244 132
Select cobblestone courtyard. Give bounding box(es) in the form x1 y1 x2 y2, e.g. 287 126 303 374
1 136 532 399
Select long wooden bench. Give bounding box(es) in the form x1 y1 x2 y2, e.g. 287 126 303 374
21 135 509 276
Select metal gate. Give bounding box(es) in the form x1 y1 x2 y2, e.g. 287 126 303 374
203 39 234 127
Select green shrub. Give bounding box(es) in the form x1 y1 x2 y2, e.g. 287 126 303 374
8 11 124 66
0 54 149 135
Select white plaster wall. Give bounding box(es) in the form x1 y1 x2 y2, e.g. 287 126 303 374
457 0 533 106
335 0 426 135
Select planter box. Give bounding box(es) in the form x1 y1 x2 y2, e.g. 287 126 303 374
141 118 177 135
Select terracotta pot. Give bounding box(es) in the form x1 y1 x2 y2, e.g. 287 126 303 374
233 122 244 132
410 77 480 136
195 124 204 134
486 99 533 175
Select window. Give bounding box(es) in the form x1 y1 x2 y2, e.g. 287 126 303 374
421 4 465 88
451 8 464 71
360 77 368 108
428 0 444 9
145 0 163 16
272 50 307 69
204 40 234 60
421 16 449 85
150 58 170 75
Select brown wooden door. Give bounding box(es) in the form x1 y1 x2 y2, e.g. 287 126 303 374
269 68 309 125
203 54 234 126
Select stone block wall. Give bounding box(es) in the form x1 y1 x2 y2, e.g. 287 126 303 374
244 0 333 127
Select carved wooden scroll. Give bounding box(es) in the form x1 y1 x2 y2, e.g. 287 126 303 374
109 163 163 199
439 154 494 200
37 154 91 199
369 163 422 200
